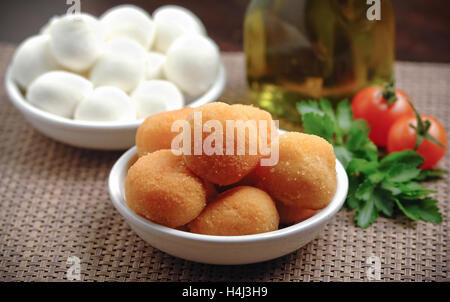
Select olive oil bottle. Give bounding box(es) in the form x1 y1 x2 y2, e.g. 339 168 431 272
244 0 395 129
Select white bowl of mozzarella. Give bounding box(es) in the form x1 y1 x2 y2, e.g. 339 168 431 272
5 5 226 150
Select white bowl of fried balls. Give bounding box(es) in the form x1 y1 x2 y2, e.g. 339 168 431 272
109 102 348 264
5 5 225 150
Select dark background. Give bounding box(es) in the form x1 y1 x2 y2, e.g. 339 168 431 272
0 0 449 62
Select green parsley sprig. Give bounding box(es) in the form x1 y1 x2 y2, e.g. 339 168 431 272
297 99 446 228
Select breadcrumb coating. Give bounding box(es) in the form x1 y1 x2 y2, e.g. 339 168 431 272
189 186 279 236
183 102 273 186
256 132 337 210
276 202 320 225
136 107 194 157
125 150 207 228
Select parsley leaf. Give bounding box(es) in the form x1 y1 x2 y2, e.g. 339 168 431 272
387 164 421 183
415 169 448 181
302 113 334 142
297 99 445 228
416 198 443 223
356 198 378 228
379 150 424 171
336 101 353 132
373 187 395 217
395 198 442 223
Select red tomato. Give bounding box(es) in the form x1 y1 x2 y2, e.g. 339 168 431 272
387 115 447 169
351 86 414 147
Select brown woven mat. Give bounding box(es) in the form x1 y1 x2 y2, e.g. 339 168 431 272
0 42 448 282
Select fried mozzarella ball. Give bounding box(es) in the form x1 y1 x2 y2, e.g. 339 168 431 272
276 202 320 225
131 80 184 120
125 150 207 228
183 102 274 186
89 39 146 93
49 13 105 72
153 5 206 53
10 35 59 89
26 71 93 118
136 107 194 157
256 132 337 210
74 86 136 122
145 52 166 80
214 168 260 194
175 225 190 232
202 180 219 203
164 34 220 97
101 5 155 49
188 186 279 236
234 168 260 187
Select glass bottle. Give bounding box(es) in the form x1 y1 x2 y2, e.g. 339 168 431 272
244 0 395 129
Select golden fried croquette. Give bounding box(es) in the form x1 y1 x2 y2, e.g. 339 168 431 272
175 225 190 232
235 168 259 187
214 165 259 190
202 179 218 202
256 132 337 210
214 168 260 194
136 107 194 157
188 186 279 236
183 102 274 186
276 202 320 225
125 150 207 228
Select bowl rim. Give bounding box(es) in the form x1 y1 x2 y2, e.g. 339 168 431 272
109 146 348 244
4 62 226 130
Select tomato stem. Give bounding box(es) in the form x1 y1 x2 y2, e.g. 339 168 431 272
406 99 444 150
382 79 397 105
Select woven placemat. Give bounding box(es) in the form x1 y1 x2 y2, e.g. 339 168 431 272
0 43 448 282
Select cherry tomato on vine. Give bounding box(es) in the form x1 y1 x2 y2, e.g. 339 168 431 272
351 86 414 147
387 114 447 169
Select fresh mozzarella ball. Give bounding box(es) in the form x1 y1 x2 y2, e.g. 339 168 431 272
75 86 136 122
10 35 59 89
153 5 206 53
89 39 146 93
131 80 184 119
145 52 166 80
164 35 220 97
101 5 155 49
26 71 93 118
49 13 105 72
40 16 60 35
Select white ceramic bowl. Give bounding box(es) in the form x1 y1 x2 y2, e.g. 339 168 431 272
4 63 226 150
108 146 348 265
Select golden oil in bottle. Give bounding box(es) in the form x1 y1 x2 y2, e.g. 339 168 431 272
244 0 395 129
